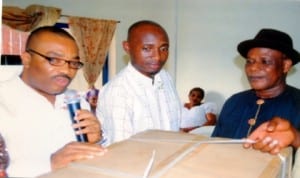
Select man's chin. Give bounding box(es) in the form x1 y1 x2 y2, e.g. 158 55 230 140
149 69 161 75
251 85 267 91
52 88 68 95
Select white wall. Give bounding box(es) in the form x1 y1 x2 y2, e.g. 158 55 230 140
2 0 300 113
2 0 177 91
176 0 300 112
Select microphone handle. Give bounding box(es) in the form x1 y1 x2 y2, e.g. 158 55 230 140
67 102 88 142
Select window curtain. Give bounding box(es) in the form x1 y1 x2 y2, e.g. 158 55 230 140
69 17 117 88
2 4 61 32
2 25 29 55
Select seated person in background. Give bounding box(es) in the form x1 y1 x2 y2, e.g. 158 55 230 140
86 87 99 115
180 87 217 133
212 28 300 154
0 26 106 177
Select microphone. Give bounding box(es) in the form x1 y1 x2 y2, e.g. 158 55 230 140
64 89 88 142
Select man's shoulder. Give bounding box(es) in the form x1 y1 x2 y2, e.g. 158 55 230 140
156 69 176 85
101 68 129 88
286 85 300 95
0 76 21 95
99 68 133 98
285 86 300 107
0 76 15 86
158 69 172 78
221 90 254 108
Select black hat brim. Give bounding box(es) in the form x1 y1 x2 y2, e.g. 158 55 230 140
237 39 300 65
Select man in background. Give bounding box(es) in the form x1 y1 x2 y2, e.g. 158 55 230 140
97 20 182 146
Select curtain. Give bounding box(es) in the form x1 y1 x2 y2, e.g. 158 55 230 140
2 4 61 32
69 17 117 88
2 25 29 55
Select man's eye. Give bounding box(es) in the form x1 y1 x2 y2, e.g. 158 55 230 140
50 58 63 64
262 59 274 65
246 59 254 64
142 47 151 51
49 57 58 62
160 46 169 52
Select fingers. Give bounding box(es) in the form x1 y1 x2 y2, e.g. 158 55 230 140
246 122 268 142
73 110 101 133
244 137 281 155
51 142 107 170
265 121 276 132
67 142 107 156
266 117 291 132
62 142 107 156
72 110 102 143
74 110 98 123
73 120 100 134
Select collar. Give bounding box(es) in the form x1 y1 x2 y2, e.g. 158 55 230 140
127 62 163 89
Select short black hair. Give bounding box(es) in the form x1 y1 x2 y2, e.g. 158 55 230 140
127 20 168 41
25 26 76 49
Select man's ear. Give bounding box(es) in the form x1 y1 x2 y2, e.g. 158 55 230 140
20 52 31 68
283 58 293 74
122 41 130 53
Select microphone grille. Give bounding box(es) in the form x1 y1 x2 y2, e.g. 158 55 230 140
64 89 80 104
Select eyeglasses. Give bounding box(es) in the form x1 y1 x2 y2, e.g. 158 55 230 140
26 49 84 69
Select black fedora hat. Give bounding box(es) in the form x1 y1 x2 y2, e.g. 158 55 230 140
237 28 300 65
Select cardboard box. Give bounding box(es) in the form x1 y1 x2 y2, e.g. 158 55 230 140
38 130 292 178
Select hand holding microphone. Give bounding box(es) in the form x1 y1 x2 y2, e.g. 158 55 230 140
65 89 88 142
51 91 105 170
65 89 102 143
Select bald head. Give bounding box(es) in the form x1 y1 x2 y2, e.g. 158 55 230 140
25 26 76 50
127 20 169 42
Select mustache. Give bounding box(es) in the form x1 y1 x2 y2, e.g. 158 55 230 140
52 74 72 82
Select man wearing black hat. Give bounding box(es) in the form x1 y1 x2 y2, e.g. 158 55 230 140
212 28 300 153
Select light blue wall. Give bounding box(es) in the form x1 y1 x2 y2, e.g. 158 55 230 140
3 0 300 112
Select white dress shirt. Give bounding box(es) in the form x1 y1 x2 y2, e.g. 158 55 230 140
0 76 90 177
97 62 181 146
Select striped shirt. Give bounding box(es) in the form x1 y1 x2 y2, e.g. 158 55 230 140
97 63 181 146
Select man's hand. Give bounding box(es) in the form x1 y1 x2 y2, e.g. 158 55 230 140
73 109 102 143
243 117 298 154
50 142 107 170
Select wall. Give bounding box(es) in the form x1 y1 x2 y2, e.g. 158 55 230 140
176 0 300 112
2 0 300 113
2 0 177 90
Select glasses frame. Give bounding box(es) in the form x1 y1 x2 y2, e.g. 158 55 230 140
26 48 84 69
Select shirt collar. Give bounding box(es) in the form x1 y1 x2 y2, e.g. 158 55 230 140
127 62 163 88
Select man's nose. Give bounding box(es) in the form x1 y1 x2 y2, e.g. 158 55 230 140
151 49 161 61
248 61 262 71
